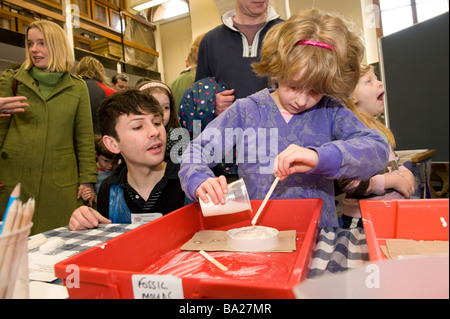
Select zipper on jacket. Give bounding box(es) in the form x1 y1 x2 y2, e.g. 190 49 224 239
222 6 281 58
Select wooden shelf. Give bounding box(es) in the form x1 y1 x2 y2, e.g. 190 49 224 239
1 0 159 59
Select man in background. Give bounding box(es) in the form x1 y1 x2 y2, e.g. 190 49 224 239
195 0 283 115
111 73 129 91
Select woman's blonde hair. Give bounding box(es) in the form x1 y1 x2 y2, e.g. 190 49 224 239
253 9 365 101
24 20 74 73
76 56 108 84
345 64 396 148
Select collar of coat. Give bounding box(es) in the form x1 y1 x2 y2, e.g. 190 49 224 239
14 64 80 102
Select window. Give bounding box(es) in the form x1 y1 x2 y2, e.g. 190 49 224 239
110 9 124 32
92 1 109 25
377 0 449 36
416 0 449 22
150 0 189 22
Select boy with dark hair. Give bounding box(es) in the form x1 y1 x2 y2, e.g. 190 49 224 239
69 90 185 230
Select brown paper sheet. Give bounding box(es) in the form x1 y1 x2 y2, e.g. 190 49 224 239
381 239 449 259
181 230 297 252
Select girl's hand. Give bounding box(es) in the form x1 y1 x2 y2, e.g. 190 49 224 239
77 183 95 207
274 145 319 181
399 169 415 187
195 175 228 205
385 172 415 198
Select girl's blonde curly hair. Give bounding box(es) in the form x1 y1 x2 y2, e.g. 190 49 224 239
252 9 365 101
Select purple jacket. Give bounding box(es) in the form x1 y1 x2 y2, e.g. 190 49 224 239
180 89 389 227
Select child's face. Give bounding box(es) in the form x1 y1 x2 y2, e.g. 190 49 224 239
276 80 324 115
151 91 171 127
97 155 118 172
112 111 166 169
353 69 385 117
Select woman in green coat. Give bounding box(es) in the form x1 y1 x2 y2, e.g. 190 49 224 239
0 20 97 234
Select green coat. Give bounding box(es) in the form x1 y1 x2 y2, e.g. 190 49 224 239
0 64 97 234
168 67 196 113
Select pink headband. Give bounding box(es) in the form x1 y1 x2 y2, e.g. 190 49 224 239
139 82 171 92
296 40 335 51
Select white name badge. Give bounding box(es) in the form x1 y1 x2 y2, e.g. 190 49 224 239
131 213 163 225
132 275 184 299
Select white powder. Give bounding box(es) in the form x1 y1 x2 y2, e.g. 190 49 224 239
227 226 280 252
232 226 278 239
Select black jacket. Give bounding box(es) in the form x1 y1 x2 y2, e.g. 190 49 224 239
97 160 185 219
195 7 283 99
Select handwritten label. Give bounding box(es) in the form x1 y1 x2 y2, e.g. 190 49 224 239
131 275 184 299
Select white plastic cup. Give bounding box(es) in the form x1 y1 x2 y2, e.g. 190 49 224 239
199 178 252 217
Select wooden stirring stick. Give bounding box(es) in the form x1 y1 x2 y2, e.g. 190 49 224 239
251 176 280 226
199 250 228 271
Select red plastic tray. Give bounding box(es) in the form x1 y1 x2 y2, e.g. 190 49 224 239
55 198 322 299
360 199 449 262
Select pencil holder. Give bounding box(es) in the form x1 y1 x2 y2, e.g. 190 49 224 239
0 222 33 299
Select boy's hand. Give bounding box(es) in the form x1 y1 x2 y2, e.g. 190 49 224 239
195 175 228 205
69 206 111 231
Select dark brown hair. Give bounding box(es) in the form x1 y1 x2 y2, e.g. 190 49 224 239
97 89 163 140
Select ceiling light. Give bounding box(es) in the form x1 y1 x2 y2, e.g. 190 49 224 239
131 0 169 12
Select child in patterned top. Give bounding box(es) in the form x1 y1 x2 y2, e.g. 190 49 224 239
179 77 238 181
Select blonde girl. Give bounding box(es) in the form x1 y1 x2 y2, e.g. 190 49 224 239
179 9 391 227
338 65 415 228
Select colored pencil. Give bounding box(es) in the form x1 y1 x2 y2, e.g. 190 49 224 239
0 183 20 234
